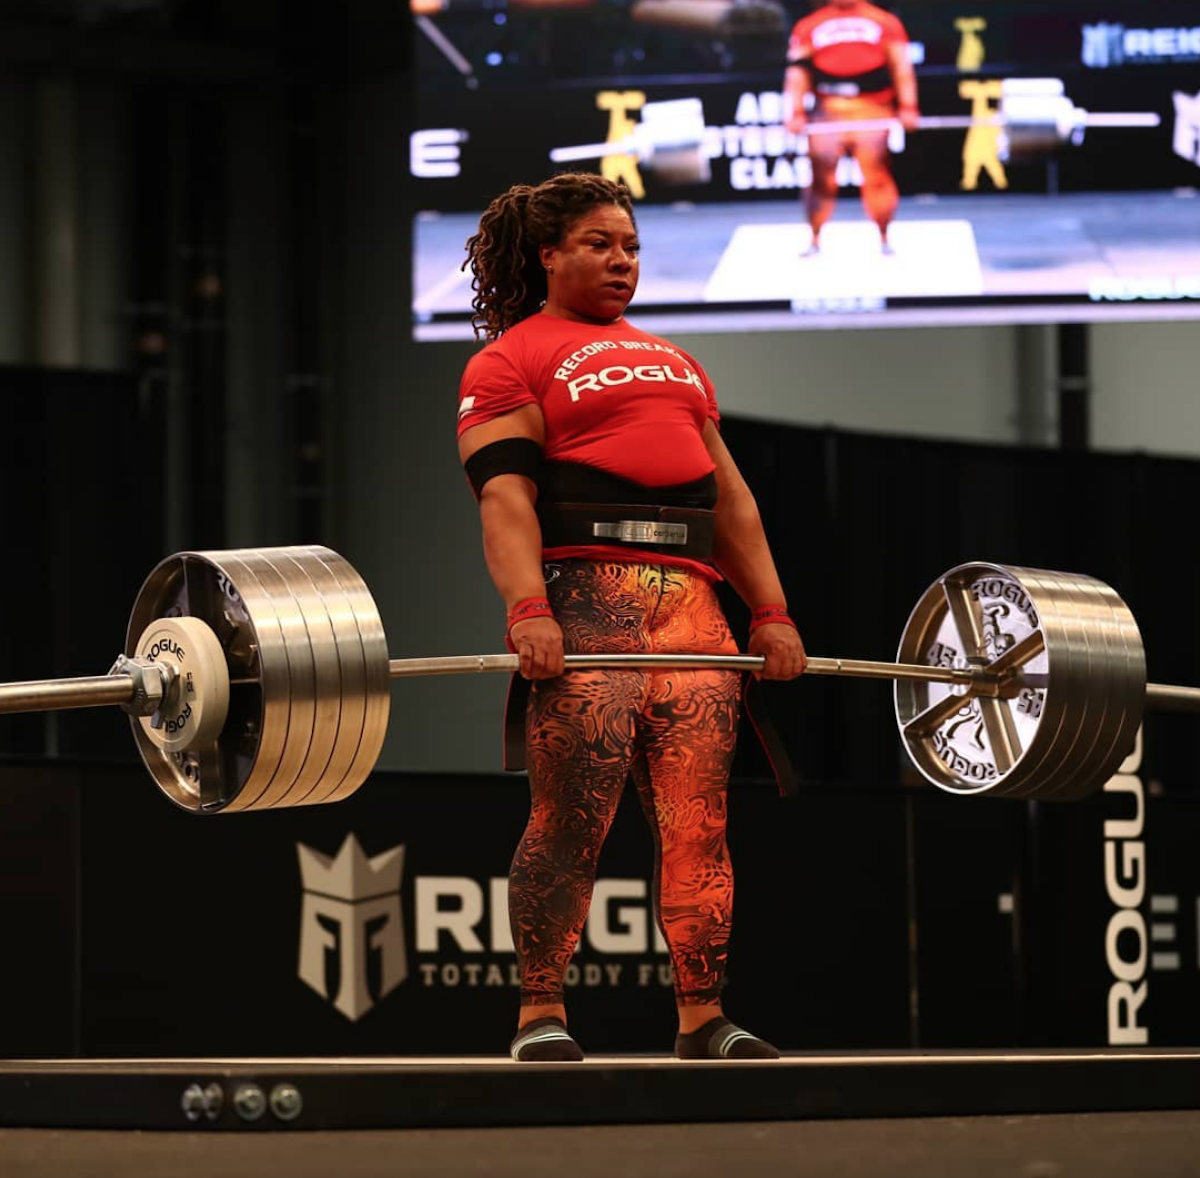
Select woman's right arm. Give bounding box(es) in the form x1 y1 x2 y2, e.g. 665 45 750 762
783 61 811 133
458 404 564 678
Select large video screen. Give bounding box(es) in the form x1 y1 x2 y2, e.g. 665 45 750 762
410 0 1200 338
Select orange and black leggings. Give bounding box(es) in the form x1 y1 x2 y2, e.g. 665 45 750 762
510 559 741 1007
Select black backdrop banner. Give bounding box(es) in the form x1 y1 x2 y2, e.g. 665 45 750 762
0 366 164 764
2 755 1197 1057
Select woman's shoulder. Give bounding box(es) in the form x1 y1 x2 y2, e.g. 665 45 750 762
465 317 539 366
860 2 907 33
462 314 569 388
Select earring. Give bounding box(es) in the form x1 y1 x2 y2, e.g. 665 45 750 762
546 265 555 274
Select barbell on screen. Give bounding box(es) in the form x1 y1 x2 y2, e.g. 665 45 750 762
549 80 1161 183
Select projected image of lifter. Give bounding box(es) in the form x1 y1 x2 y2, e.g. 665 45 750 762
783 0 919 257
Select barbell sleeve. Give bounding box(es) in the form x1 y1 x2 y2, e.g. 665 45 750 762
0 675 137 715
1144 683 1200 713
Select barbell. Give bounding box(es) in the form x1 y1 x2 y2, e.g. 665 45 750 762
549 78 1161 182
0 546 1196 815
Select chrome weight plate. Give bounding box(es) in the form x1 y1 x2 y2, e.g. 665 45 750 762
896 564 1055 797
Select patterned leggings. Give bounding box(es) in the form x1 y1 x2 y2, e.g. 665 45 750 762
511 560 741 1007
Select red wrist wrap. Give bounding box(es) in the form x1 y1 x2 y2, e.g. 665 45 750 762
749 605 797 633
506 597 553 631
505 597 554 653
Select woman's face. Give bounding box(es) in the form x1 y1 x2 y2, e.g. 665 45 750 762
539 204 640 325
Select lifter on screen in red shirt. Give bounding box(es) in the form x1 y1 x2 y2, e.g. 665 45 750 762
783 0 919 255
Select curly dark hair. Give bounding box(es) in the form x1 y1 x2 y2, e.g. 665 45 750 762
463 172 637 341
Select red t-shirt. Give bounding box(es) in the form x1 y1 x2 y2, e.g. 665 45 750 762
457 313 721 578
787 2 907 104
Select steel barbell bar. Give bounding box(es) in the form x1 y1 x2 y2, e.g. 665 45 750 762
551 109 1162 162
1 547 1198 814
10 656 1195 715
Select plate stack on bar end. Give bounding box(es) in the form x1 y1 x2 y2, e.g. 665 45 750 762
894 562 1146 802
125 546 391 815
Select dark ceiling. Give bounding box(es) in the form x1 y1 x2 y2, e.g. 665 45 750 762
0 0 407 84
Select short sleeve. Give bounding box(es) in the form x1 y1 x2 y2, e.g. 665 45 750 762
705 377 721 428
456 344 537 438
786 18 812 62
880 10 908 46
679 347 721 426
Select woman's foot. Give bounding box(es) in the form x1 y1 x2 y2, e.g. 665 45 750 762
510 1016 584 1062
675 1016 780 1060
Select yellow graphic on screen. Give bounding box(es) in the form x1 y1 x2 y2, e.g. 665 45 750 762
954 18 987 72
597 90 647 198
959 80 1008 191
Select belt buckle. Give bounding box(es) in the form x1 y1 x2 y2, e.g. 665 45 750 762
593 520 689 546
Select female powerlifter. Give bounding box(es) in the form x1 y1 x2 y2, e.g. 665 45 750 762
783 0 919 254
456 172 807 1062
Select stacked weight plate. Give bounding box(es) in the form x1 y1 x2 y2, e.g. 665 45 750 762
894 562 1146 800
125 546 391 814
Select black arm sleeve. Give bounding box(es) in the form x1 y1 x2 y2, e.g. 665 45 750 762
463 436 544 499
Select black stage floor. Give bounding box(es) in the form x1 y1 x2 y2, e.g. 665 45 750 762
3 1049 1199 1133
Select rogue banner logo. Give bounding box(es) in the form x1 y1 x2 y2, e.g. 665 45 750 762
1083 22 1200 68
1104 729 1147 1045
296 832 673 1020
297 833 407 1022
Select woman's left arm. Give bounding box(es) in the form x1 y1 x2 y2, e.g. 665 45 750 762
704 420 807 679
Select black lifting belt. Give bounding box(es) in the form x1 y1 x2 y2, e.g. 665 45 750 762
503 670 799 797
803 62 894 98
537 502 716 560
